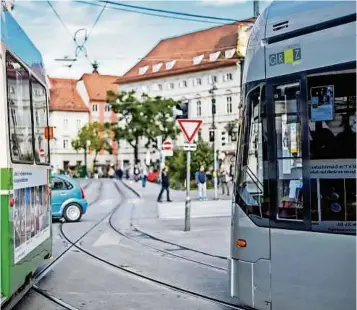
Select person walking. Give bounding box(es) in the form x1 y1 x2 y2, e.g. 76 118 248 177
141 166 148 187
157 167 172 202
133 165 140 182
220 167 230 195
196 166 207 201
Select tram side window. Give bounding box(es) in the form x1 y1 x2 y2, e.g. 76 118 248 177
32 78 50 164
274 83 303 221
6 54 34 162
308 72 356 233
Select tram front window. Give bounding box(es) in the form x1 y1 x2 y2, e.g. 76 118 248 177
274 83 303 220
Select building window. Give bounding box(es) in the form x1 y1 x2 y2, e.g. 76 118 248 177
158 84 163 91
168 82 175 90
92 104 98 112
63 118 68 129
197 100 202 116
226 96 233 113
225 73 233 81
76 119 81 129
63 139 69 149
180 80 188 88
105 104 110 112
196 78 202 86
210 75 218 84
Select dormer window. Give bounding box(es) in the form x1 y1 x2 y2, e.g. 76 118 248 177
165 60 176 70
209 51 221 62
139 65 149 75
225 49 236 59
193 54 204 65
152 63 163 72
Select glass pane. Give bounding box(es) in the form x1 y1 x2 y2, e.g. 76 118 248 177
308 72 356 234
274 82 303 221
32 78 50 164
6 54 34 162
235 85 269 223
274 83 302 158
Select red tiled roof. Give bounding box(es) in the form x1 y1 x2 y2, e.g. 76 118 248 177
49 78 89 112
80 73 119 102
117 22 250 84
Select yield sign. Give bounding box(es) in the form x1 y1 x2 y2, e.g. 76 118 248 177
177 119 203 143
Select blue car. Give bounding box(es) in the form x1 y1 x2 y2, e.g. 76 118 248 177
51 175 88 222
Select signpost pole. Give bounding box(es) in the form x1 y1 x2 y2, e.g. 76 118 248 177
184 150 191 232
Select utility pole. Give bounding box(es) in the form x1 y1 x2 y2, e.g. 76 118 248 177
184 150 191 231
253 0 259 18
209 84 218 200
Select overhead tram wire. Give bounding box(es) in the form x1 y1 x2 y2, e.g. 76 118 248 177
47 0 107 71
74 1 226 25
100 0 239 22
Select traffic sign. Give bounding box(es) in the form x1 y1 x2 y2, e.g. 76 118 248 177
39 149 45 157
183 143 197 151
162 139 173 157
177 119 203 143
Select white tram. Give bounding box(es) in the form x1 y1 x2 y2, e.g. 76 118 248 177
229 2 356 310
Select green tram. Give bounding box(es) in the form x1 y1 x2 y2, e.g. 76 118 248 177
1 2 52 308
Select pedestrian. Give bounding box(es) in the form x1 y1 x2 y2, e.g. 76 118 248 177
141 166 148 187
196 166 207 201
220 167 230 195
108 165 115 179
134 165 140 182
157 166 172 202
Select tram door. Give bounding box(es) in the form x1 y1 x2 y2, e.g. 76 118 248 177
267 79 310 310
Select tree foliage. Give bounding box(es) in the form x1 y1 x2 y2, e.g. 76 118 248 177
166 141 214 187
107 90 180 163
72 121 113 165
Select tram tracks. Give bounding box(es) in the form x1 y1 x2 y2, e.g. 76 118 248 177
57 180 245 310
29 180 106 310
110 182 227 272
119 180 228 261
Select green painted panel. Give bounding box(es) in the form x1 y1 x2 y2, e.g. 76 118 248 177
1 195 10 297
0 168 13 190
1 167 53 299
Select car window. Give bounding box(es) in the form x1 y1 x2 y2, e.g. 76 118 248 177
51 178 65 190
64 181 74 190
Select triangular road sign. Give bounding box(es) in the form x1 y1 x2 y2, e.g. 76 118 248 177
177 119 203 143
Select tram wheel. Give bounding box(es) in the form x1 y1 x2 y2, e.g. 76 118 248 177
63 204 82 222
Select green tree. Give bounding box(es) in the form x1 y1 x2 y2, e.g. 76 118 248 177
107 90 180 163
72 121 113 167
166 141 214 188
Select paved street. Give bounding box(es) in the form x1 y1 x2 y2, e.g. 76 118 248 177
13 179 237 310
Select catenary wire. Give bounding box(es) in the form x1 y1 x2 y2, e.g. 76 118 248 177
101 0 240 22
74 0 227 25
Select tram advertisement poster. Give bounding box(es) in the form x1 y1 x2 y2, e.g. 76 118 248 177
12 168 50 264
310 85 334 121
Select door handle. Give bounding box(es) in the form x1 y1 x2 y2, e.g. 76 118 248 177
60 192 67 196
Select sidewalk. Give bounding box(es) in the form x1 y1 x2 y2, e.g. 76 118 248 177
121 180 230 258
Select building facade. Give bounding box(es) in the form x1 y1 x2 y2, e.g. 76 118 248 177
116 22 252 167
76 73 119 166
49 78 90 171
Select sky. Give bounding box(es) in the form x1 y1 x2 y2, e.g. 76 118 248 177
11 0 271 79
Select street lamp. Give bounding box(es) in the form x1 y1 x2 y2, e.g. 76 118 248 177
84 140 90 178
209 83 218 199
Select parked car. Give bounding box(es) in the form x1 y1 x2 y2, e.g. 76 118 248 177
51 174 88 222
